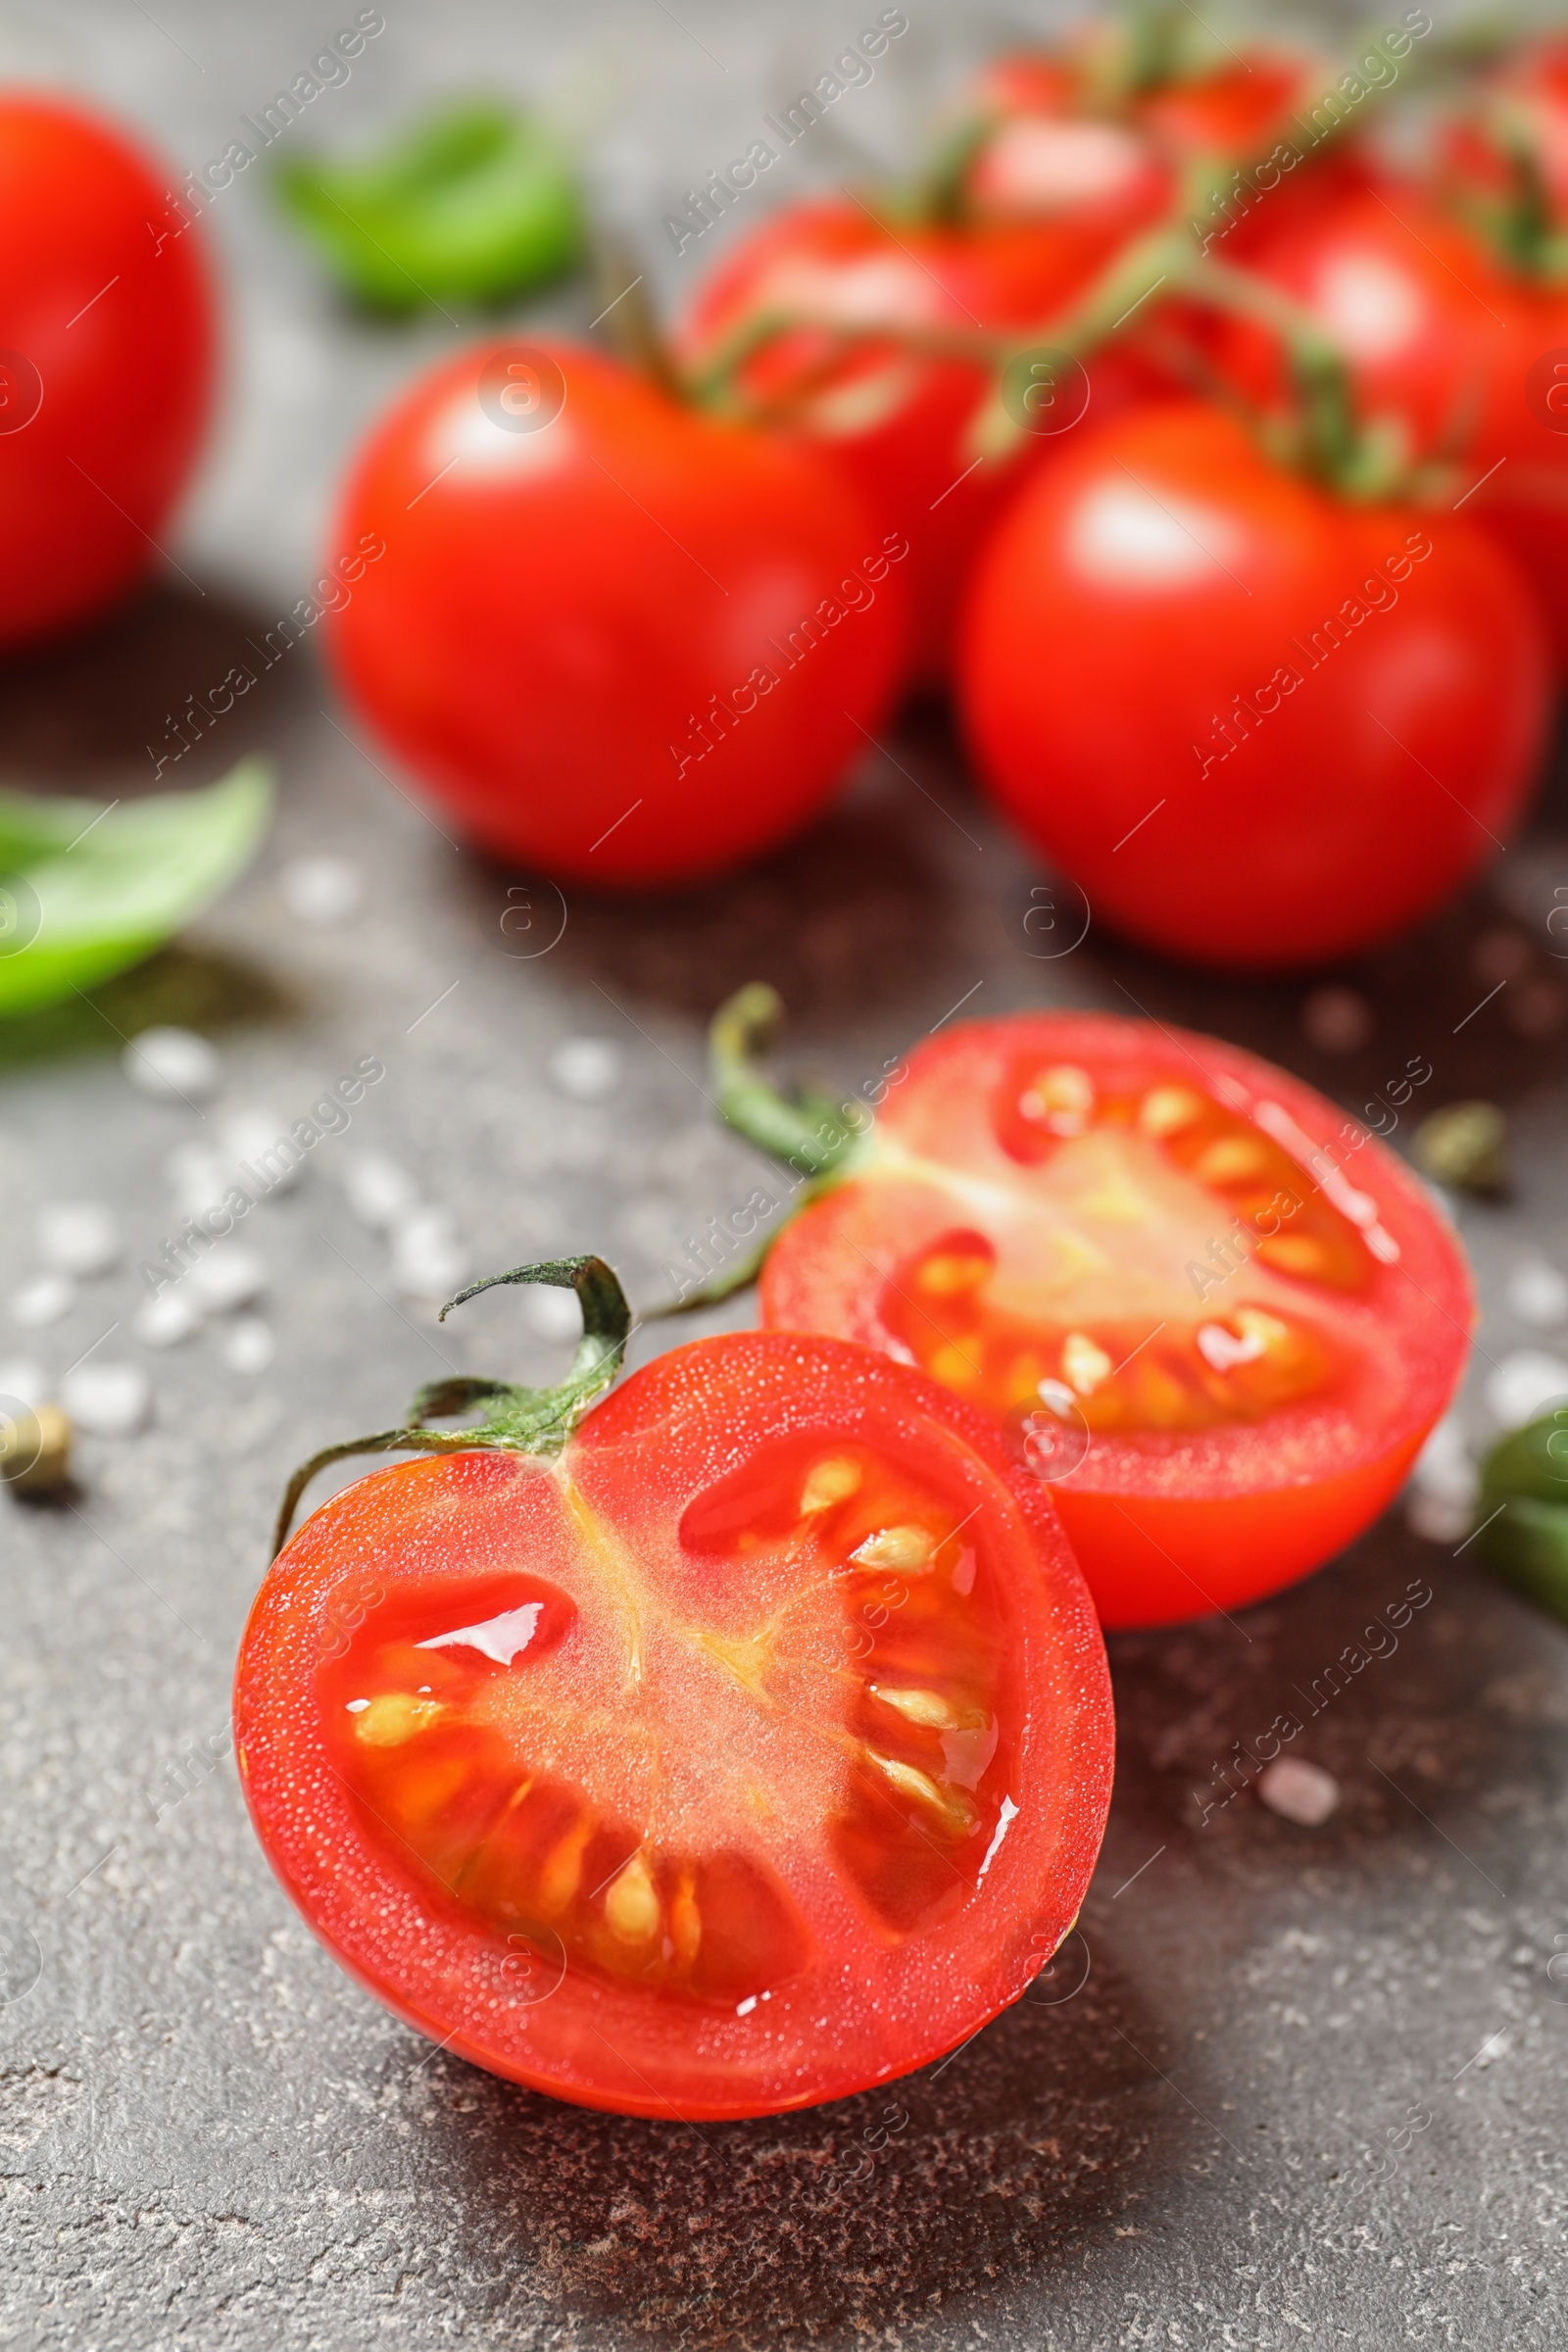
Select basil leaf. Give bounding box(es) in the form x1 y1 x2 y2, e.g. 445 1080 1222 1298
1475 1405 1568 1622
0 757 274 1015
275 105 582 311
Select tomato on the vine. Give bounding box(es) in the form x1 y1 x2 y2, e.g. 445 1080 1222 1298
1205 181 1568 669
0 95 215 648
677 200 1164 679
235 1259 1112 2120
956 400 1548 970
708 998 1472 1633
325 339 908 888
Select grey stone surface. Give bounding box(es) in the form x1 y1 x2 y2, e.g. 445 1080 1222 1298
3 2 1568 2345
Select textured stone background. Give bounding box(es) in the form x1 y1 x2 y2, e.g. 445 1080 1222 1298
2 2 1567 2344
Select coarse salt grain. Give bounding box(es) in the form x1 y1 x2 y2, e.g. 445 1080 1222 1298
188 1248 267 1314
547 1037 621 1102
221 1317 275 1374
12 1275 76 1329
62 1361 151 1438
1486 1348 1568 1430
133 1292 202 1348
1257 1758 1340 1827
36 1201 120 1278
343 1152 419 1231
279 856 363 927
122 1026 222 1102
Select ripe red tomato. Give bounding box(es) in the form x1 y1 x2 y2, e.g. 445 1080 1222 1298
325 340 908 888
1204 182 1568 668
235 1292 1111 2120
677 200 1162 679
1440 34 1568 244
0 96 214 648
750 1011 1472 1631
957 400 1549 970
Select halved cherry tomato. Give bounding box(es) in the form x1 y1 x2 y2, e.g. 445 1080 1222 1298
677 199 1164 679
324 339 907 887
731 1007 1472 1631
957 400 1549 970
235 1265 1111 2121
0 95 215 647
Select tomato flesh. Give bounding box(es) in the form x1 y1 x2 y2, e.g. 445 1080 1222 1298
759 1015 1472 1629
236 1335 1112 2119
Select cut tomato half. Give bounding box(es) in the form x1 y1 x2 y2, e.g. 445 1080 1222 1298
753 1012 1472 1629
235 1320 1111 2121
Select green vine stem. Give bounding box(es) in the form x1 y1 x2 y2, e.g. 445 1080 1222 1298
710 983 869 1180
270 1254 632 1558
648 987 868 1322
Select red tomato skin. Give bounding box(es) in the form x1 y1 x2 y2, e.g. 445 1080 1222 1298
957 401 1549 970
758 1013 1473 1632
324 340 908 889
0 96 214 648
679 201 1167 681
1207 183 1568 670
234 1334 1113 2121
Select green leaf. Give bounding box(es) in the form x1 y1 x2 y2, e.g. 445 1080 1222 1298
0 758 274 1016
275 104 583 311
1475 1405 1568 1623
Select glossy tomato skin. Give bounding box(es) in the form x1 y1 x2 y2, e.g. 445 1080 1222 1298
759 1014 1473 1631
678 201 1167 681
0 96 214 648
235 1333 1112 2121
324 340 908 888
1207 182 1568 670
957 401 1549 971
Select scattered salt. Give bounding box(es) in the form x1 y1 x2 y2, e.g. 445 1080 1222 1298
343 1152 419 1231
391 1208 466 1299
521 1284 584 1343
133 1292 202 1348
187 1248 267 1314
279 856 363 927
1258 1757 1340 1827
1506 1258 1568 1330
122 1026 221 1102
36 1201 120 1278
12 1275 76 1329
62 1362 151 1437
1485 1348 1568 1431
548 1037 621 1102
1299 987 1371 1055
220 1317 275 1374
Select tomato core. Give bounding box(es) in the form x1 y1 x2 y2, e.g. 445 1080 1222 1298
881 1064 1383 1438
320 1437 1017 2010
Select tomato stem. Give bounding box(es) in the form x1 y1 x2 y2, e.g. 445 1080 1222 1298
710 983 869 1181
270 1254 633 1557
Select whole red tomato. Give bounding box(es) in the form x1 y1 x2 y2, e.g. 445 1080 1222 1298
1205 181 1568 667
325 340 909 888
236 1258 1112 2119
0 96 214 648
721 1005 1471 1631
1440 34 1568 253
677 200 1164 680
957 401 1549 971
